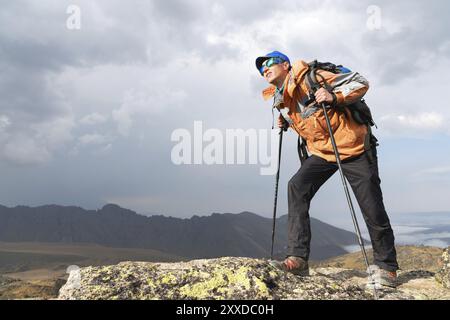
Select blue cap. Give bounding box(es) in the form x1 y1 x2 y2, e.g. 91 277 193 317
255 51 291 73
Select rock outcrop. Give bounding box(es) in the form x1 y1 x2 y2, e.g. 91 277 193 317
58 247 450 300
435 247 449 289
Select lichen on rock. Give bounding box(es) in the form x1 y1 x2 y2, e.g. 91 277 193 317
435 247 450 289
58 255 450 300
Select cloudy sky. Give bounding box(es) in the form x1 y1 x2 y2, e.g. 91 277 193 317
1 0 449 227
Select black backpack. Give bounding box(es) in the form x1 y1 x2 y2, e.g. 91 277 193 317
305 60 377 128
303 60 379 162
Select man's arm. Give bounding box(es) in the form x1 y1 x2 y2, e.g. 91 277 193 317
316 69 369 106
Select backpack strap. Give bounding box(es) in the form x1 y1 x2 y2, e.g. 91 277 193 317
364 126 379 163
305 60 321 94
305 61 344 113
297 136 309 165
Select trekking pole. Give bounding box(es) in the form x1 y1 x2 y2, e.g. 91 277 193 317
270 125 285 260
319 102 379 300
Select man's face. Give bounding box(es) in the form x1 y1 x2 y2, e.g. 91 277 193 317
262 61 290 86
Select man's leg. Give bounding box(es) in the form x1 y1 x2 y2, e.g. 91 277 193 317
287 155 337 260
342 152 399 272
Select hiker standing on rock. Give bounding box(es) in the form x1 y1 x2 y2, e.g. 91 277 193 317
256 51 399 288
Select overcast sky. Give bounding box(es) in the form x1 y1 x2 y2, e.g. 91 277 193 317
1 0 449 227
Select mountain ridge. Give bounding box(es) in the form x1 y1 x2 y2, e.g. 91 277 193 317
0 203 360 260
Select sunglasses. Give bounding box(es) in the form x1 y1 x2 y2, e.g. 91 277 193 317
259 57 284 75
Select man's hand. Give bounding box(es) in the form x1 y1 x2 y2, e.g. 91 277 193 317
314 88 334 105
277 116 289 130
277 116 284 128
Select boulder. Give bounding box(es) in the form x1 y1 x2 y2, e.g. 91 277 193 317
58 256 450 300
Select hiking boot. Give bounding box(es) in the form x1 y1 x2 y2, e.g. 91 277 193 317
269 256 309 276
366 265 397 289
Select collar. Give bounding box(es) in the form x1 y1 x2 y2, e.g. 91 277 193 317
261 60 309 101
276 83 285 94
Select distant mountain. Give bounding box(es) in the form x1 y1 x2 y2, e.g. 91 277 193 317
0 204 362 260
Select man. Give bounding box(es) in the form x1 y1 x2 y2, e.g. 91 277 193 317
256 51 399 288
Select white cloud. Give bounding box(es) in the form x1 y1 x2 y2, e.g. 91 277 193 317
31 116 75 149
80 112 108 125
2 134 51 165
78 133 108 146
396 232 450 246
201 3 390 66
112 105 133 137
0 115 75 166
398 113 444 129
112 87 187 136
393 225 431 234
97 143 112 155
378 112 446 134
415 166 450 176
74 133 113 156
0 115 11 130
